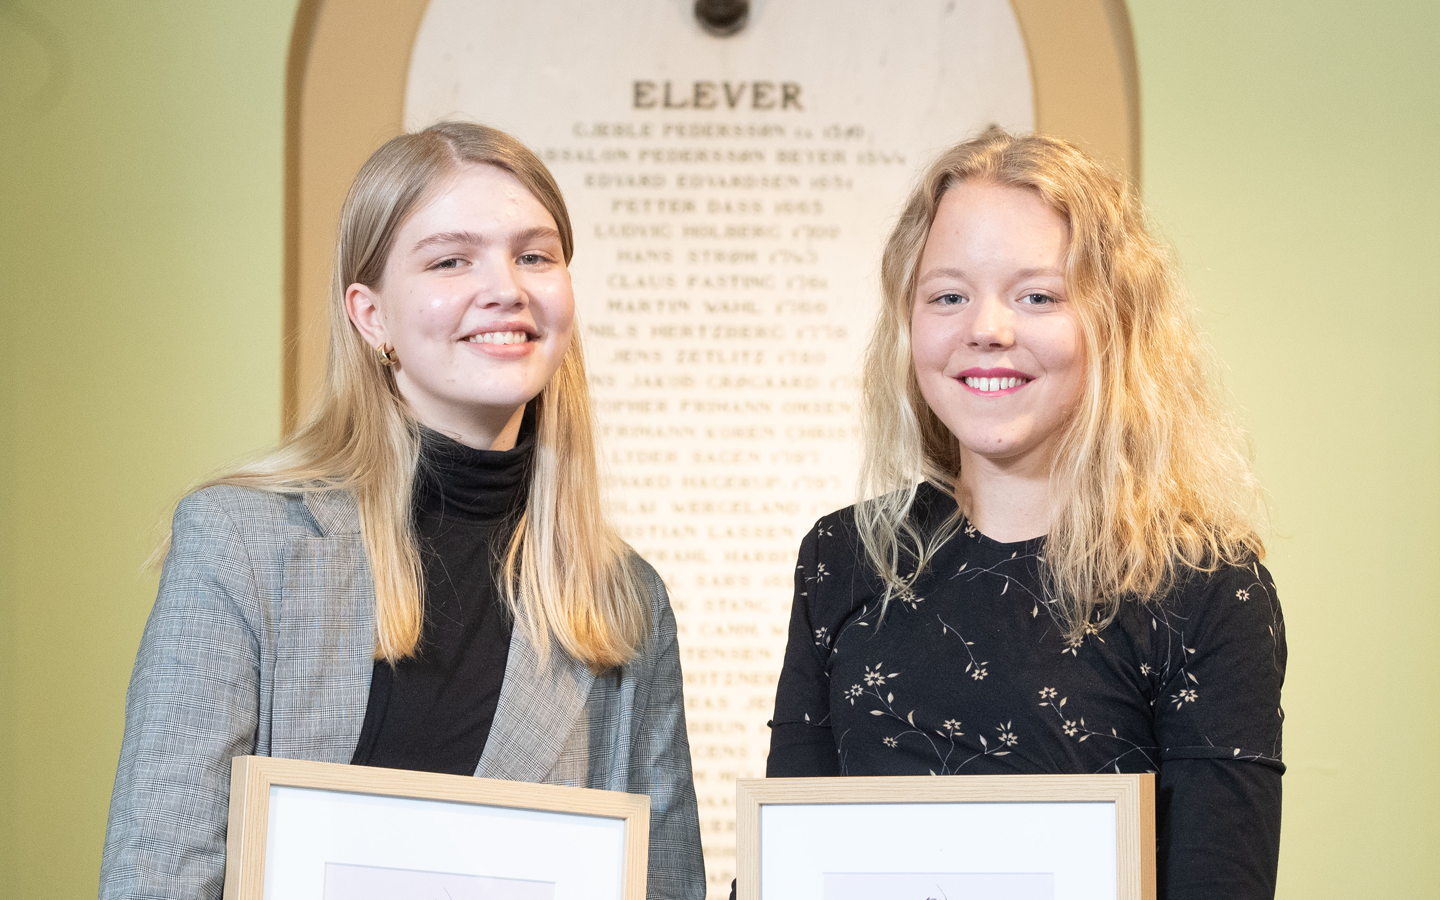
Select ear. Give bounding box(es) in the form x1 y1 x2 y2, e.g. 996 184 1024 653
344 282 388 349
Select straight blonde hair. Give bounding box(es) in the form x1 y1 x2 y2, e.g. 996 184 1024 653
859 128 1265 637
195 122 647 670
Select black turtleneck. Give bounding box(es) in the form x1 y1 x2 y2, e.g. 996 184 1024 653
350 418 534 775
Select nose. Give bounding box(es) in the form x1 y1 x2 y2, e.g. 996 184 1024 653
965 296 1014 350
476 254 527 309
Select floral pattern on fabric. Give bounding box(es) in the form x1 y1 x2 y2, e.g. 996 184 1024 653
772 484 1286 779
767 484 1287 899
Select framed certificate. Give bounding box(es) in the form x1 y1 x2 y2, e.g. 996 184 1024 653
736 774 1154 900
222 756 649 900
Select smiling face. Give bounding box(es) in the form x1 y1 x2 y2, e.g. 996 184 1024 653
910 179 1084 475
345 164 575 449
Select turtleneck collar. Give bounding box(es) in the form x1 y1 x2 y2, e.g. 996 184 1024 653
413 406 535 523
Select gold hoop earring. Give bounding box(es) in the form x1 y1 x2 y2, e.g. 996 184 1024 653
377 345 397 367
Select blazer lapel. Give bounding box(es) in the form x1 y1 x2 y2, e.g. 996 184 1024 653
475 624 596 783
272 489 594 780
267 491 374 762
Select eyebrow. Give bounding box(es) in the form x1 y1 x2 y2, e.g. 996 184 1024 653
410 230 484 254
409 226 562 255
916 265 1064 283
1012 266 1065 279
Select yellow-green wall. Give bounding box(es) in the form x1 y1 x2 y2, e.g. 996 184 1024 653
0 1 295 895
1129 4 1440 893
1 2 1436 897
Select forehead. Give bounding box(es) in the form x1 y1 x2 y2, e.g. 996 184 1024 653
916 181 1067 271
400 164 557 236
933 180 1066 238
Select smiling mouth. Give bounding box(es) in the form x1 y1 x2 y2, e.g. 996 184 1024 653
962 375 1030 392
465 331 534 345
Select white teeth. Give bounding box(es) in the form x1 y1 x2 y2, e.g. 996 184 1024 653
467 331 530 345
963 376 1027 391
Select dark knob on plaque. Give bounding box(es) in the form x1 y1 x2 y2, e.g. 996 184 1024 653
695 0 749 36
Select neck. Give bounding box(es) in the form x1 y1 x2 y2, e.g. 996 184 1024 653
411 403 527 451
957 448 1053 543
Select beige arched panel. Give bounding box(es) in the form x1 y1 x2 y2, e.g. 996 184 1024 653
282 0 430 431
1012 0 1142 177
283 0 1140 429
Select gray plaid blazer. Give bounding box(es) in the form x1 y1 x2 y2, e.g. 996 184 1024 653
99 486 704 900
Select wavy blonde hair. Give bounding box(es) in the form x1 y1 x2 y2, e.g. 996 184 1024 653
196 122 646 669
859 128 1265 636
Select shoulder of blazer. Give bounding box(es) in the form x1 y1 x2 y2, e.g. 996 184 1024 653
179 484 361 544
626 550 666 605
171 485 372 641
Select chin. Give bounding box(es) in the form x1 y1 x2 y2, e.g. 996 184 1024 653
459 378 548 408
957 433 1035 461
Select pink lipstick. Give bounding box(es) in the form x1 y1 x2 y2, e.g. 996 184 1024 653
956 367 1032 395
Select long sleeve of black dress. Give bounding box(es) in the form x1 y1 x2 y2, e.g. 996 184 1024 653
767 484 1285 900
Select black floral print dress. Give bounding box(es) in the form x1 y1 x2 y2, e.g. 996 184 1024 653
768 483 1285 900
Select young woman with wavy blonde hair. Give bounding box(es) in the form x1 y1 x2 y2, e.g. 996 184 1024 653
101 122 703 900
769 129 1285 899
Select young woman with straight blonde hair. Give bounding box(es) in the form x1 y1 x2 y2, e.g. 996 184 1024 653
768 129 1285 899
101 121 704 900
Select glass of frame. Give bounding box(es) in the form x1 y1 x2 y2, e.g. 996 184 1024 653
222 756 650 900
736 774 1154 900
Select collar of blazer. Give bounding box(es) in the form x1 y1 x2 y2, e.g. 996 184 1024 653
301 489 362 536
295 486 598 784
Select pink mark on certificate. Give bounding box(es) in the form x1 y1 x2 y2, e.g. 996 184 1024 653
324 862 556 900
823 871 1054 900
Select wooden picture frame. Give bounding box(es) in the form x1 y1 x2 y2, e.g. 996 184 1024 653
736 774 1154 900
222 756 650 900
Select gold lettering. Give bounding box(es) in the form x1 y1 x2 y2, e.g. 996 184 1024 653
693 80 718 109
663 81 690 108
632 81 656 109
751 81 775 109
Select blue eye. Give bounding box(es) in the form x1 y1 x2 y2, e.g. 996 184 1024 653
934 292 967 306
1022 293 1055 305
432 257 463 270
